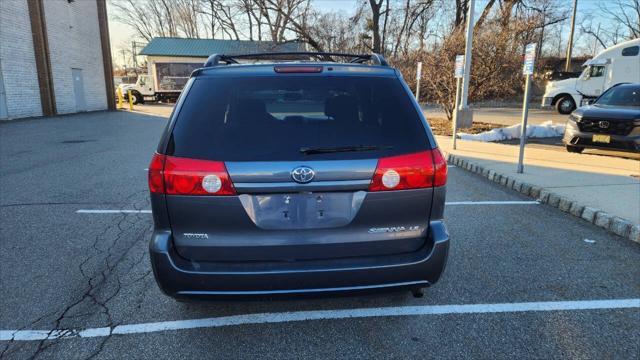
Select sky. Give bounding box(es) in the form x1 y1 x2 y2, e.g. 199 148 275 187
107 0 619 67
107 0 357 56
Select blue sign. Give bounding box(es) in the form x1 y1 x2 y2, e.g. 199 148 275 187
523 43 537 75
454 55 464 78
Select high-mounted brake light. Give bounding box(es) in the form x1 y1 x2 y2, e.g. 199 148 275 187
369 149 447 191
147 154 236 196
274 66 323 74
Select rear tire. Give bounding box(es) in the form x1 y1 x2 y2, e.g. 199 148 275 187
555 96 576 114
411 288 425 298
566 145 584 153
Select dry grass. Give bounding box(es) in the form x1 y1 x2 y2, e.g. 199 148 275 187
427 117 503 136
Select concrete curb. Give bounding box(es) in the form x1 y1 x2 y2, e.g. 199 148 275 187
446 154 640 245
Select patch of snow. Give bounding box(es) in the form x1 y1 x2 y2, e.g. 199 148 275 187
458 121 565 142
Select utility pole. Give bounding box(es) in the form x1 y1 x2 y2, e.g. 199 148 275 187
565 0 578 71
120 49 127 72
459 0 475 127
131 41 138 75
592 23 601 54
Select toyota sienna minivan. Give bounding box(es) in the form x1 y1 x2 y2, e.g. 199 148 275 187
148 53 449 299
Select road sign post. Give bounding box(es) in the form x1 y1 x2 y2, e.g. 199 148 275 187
452 55 465 150
517 43 537 173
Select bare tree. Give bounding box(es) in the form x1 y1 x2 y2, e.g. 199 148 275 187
367 0 388 53
175 0 202 38
581 0 639 48
111 0 189 40
111 0 164 41
390 0 435 57
474 0 496 29
304 9 368 53
454 0 468 28
248 0 309 42
109 0 590 120
602 0 640 39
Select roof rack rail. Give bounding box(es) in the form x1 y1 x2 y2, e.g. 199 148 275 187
203 52 389 67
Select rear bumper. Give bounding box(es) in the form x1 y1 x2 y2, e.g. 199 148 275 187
149 221 449 299
563 121 640 152
541 97 553 107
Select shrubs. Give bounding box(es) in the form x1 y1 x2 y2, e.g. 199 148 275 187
393 24 527 120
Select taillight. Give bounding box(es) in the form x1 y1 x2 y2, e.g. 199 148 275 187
369 149 447 191
147 154 236 196
148 153 165 194
432 148 447 187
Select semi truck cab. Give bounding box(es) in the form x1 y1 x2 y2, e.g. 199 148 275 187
542 38 640 114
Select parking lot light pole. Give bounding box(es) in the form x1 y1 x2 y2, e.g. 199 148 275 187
459 0 475 114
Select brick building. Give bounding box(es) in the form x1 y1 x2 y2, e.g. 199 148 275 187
0 0 114 120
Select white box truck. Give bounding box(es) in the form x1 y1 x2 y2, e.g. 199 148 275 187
118 61 202 104
542 38 640 114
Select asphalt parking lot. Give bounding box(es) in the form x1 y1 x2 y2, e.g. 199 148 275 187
0 111 639 359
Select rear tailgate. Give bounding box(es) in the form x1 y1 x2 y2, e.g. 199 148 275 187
162 68 437 262
166 160 433 261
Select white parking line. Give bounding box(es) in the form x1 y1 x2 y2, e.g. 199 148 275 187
1 299 637 341
76 210 152 214
75 201 539 215
445 201 539 205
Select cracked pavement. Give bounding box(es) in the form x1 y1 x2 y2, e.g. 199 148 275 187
1 112 159 359
0 111 638 359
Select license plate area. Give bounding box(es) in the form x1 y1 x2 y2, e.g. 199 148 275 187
239 192 366 230
592 134 611 143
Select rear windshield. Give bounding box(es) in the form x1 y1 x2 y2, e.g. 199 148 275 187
170 75 430 161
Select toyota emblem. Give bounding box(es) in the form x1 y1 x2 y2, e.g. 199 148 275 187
291 166 315 184
598 121 610 129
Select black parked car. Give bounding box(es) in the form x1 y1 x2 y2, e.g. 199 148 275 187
147 52 449 300
564 83 640 153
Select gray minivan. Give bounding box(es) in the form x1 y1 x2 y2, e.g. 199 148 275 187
148 53 449 299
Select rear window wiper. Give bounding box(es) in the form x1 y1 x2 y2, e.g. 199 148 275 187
300 145 392 155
